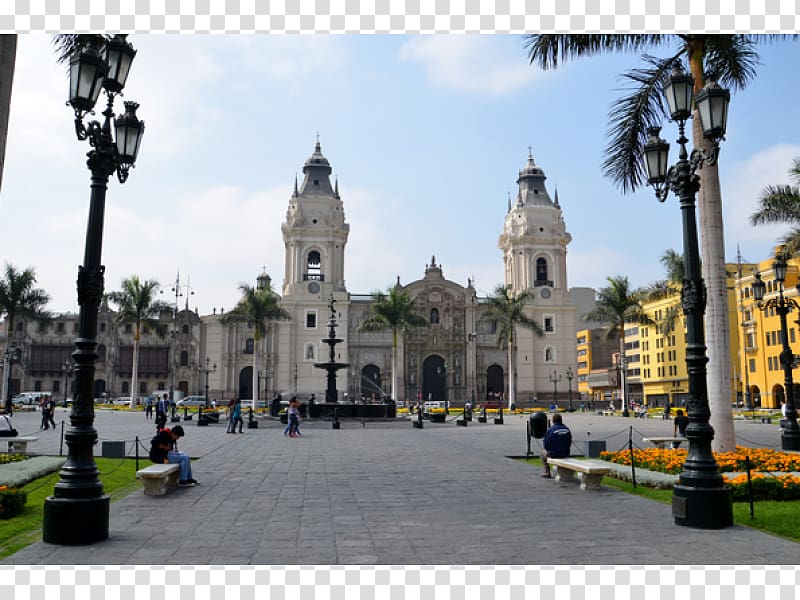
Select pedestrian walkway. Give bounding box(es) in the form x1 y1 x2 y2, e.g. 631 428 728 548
2 410 798 564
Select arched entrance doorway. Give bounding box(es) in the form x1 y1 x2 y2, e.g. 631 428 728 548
422 355 446 402
361 365 382 400
773 384 785 410
93 379 105 400
752 386 762 408
486 364 504 400
239 366 253 400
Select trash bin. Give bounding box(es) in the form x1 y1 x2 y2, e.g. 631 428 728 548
530 412 548 439
101 440 125 458
584 440 607 458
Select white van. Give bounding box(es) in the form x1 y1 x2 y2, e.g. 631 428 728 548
11 392 46 406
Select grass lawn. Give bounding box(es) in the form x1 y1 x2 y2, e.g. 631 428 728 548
0 457 141 560
521 458 800 543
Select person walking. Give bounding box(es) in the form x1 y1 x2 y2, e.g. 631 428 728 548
155 394 168 431
46 394 56 430
39 395 50 431
227 398 243 434
286 397 301 437
541 413 572 478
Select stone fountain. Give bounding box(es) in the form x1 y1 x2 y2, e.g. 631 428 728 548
314 295 350 403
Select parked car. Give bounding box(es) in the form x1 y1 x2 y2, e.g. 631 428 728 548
176 396 208 407
110 397 133 406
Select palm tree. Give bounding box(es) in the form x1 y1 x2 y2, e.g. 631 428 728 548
221 283 290 411
107 276 171 406
524 34 784 450
483 285 543 411
583 275 651 415
358 283 427 403
750 157 800 255
0 263 50 408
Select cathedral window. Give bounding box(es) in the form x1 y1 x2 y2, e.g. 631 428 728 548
306 311 317 329
182 324 189 334
244 338 254 354
430 308 439 324
180 351 189 367
97 344 106 362
544 315 554 333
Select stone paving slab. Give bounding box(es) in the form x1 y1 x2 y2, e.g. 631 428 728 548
1 409 798 564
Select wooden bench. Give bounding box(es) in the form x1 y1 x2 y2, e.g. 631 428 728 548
5 436 39 454
642 436 687 449
546 458 611 490
601 410 614 416
136 463 180 496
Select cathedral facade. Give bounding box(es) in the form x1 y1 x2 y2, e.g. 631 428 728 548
2 144 578 408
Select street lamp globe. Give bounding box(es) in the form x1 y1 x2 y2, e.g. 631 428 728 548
114 101 145 165
68 39 107 115
694 80 730 142
643 127 670 185
663 63 694 122
773 253 788 284
102 34 136 93
752 272 766 302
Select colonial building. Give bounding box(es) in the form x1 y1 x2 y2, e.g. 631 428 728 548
2 144 579 407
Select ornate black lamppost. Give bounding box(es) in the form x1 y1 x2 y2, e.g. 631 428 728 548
161 272 193 406
752 253 800 450
566 366 574 412
3 345 21 413
61 359 72 405
43 35 144 545
549 369 561 409
202 357 217 404
643 62 732 529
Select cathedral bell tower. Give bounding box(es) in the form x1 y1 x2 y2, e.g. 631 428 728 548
497 151 576 403
278 140 350 398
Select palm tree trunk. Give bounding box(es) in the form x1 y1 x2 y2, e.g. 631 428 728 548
0 34 16 194
131 332 140 406
508 330 515 411
689 51 736 452
252 338 258 412
391 329 398 401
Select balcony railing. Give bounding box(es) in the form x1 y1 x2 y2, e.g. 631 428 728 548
534 279 553 287
303 273 325 282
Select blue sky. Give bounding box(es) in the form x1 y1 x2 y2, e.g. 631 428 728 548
2 34 799 314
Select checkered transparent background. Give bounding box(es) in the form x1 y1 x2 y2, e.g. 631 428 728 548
1 0 798 597
1 565 800 596
0 0 797 32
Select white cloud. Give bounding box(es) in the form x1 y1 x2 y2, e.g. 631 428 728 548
722 143 800 262
399 35 539 96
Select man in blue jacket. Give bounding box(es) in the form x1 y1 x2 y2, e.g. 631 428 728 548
542 413 572 478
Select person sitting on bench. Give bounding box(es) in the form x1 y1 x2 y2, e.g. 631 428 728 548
542 413 572 478
149 425 198 487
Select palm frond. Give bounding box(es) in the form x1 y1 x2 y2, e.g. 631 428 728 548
750 185 800 226
602 53 684 193
659 249 686 283
702 35 760 90
524 34 667 69
778 227 800 258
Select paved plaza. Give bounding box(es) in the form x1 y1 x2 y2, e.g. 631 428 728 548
1 407 798 565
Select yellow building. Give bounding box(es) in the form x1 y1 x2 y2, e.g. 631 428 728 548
638 265 744 408
737 255 800 409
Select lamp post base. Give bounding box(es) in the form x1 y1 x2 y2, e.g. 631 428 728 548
42 495 110 545
781 429 800 451
672 484 732 529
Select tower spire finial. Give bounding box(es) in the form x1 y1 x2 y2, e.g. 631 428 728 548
293 173 298 197
507 191 511 212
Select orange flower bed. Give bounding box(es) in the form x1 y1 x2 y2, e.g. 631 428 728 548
600 446 800 501
600 446 800 474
